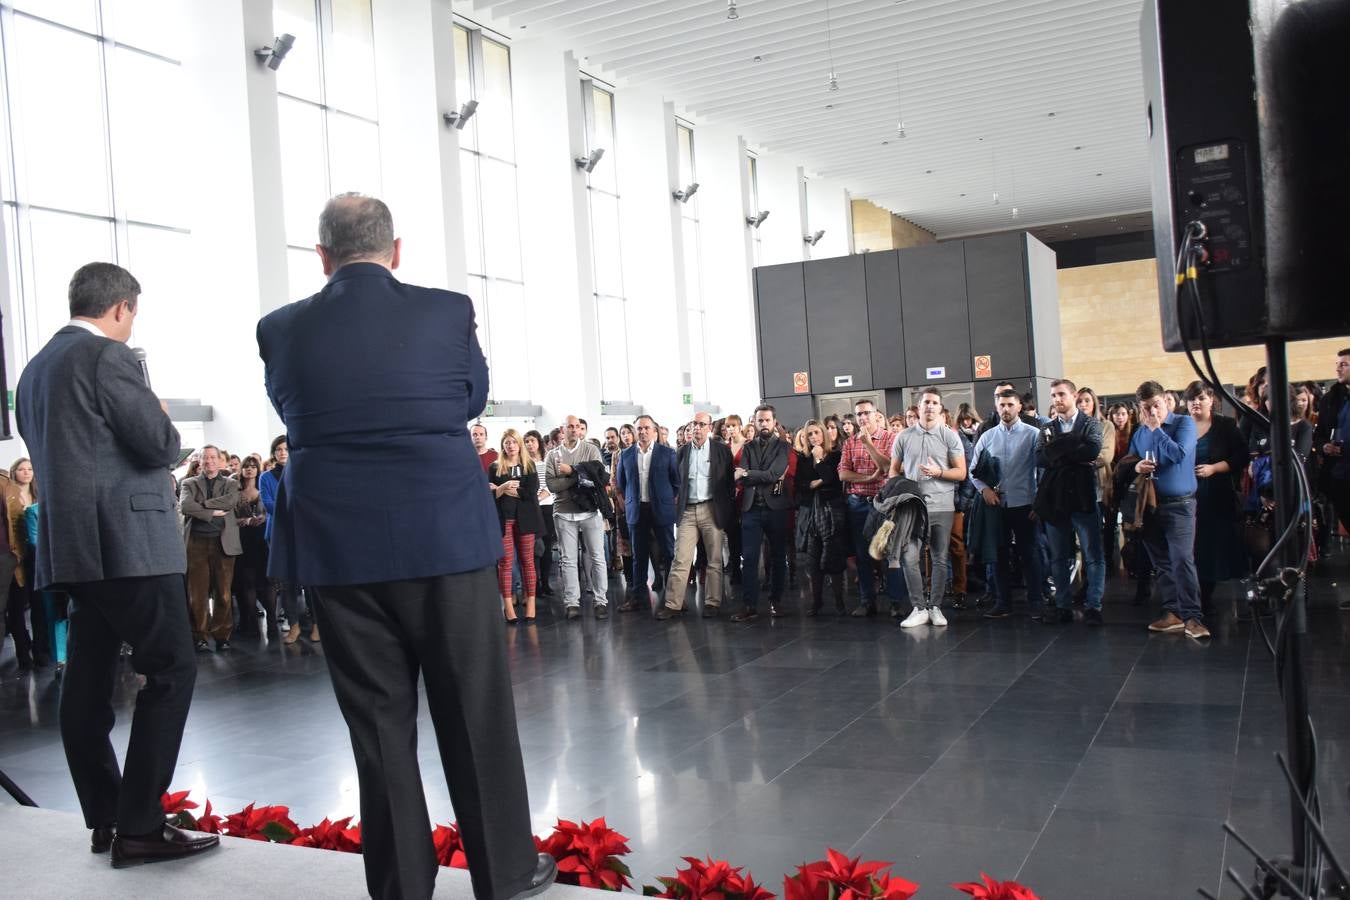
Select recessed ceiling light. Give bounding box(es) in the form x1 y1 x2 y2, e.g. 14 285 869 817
1074 145 1082 151
925 169 932 174
1096 172 1103 176
825 104 834 109
881 140 889 145
1047 111 1056 117
753 55 762 62
960 192 966 197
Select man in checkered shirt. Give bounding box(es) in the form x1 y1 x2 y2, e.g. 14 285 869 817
837 399 906 616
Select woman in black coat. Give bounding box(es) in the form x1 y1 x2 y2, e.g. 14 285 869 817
1184 381 1248 617
489 429 543 623
794 420 849 616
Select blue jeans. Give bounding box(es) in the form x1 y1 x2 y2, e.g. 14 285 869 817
740 505 788 612
846 495 905 606
994 505 1045 613
1045 509 1106 610
1142 497 1202 622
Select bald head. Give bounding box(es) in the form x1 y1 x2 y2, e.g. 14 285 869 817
563 415 582 445
318 193 398 272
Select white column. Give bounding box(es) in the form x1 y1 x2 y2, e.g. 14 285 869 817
371 0 466 292
807 176 853 260
756 152 808 266
512 41 600 422
692 124 759 415
614 86 683 427
181 0 290 451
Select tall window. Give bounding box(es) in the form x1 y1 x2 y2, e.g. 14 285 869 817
454 24 527 401
746 152 762 268
582 79 630 402
676 122 707 401
274 0 381 301
0 1 194 394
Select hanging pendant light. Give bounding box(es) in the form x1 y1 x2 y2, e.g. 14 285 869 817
824 0 839 91
895 62 906 138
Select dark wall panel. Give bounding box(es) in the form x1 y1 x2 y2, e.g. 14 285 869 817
753 263 810 399
964 234 1031 385
763 395 816 430
900 241 972 384
865 251 906 391
804 254 871 392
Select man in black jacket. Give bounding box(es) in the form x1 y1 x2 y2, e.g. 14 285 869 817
1316 349 1350 562
732 405 791 622
1034 378 1107 625
658 412 735 619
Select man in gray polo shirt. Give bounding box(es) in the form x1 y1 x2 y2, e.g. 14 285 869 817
889 386 968 628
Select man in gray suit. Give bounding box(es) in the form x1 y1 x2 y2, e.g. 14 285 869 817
178 445 242 653
16 262 218 868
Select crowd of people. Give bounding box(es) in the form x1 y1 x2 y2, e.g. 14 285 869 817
2 350 1347 668
470 349 1350 640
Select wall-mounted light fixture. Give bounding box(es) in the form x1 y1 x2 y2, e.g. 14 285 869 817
574 148 605 172
254 33 295 70
442 100 479 130
804 229 825 245
672 182 700 203
746 210 770 228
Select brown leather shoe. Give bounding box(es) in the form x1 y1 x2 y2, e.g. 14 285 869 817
111 824 220 869
1148 611 1185 633
1184 619 1211 640
618 598 640 612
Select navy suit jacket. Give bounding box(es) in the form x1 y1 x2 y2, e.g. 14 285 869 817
615 443 680 527
256 263 500 586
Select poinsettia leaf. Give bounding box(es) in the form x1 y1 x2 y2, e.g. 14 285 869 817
260 820 298 843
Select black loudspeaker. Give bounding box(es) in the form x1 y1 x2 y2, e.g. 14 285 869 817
1140 0 1350 352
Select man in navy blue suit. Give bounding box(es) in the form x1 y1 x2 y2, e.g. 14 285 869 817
256 194 554 900
614 415 679 612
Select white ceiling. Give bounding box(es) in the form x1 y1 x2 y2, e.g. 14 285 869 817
459 0 1154 239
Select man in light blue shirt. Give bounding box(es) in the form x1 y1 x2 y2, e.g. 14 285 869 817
1130 380 1206 639
971 389 1047 619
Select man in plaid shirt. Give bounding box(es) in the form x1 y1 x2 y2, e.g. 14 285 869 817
838 399 906 615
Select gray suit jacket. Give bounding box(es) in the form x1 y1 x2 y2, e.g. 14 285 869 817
179 474 242 556
15 325 185 589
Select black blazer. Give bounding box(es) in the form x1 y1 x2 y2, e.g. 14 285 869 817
1198 415 1247 494
490 466 543 536
675 439 735 530
737 437 792 513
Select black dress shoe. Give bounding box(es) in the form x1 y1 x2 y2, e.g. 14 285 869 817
1057 607 1074 624
1084 608 1103 626
702 605 719 618
730 610 759 622
654 605 684 621
91 826 115 854
850 604 874 618
510 853 558 900
111 824 220 869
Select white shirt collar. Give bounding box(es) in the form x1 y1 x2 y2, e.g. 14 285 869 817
67 319 112 339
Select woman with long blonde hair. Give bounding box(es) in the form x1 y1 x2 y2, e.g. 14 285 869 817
793 420 847 615
489 429 542 623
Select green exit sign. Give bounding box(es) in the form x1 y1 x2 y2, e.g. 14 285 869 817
681 393 692 405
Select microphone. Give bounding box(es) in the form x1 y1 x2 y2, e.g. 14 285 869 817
132 347 151 387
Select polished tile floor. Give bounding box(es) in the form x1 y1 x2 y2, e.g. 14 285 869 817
2 553 1349 899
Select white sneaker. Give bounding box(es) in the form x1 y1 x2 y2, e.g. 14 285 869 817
928 607 948 627
900 608 930 628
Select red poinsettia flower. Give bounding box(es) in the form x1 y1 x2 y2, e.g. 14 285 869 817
292 816 363 854
160 790 199 815
433 823 470 869
644 855 776 900
221 803 301 843
783 849 918 900
194 800 223 835
536 818 634 892
952 873 1040 900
